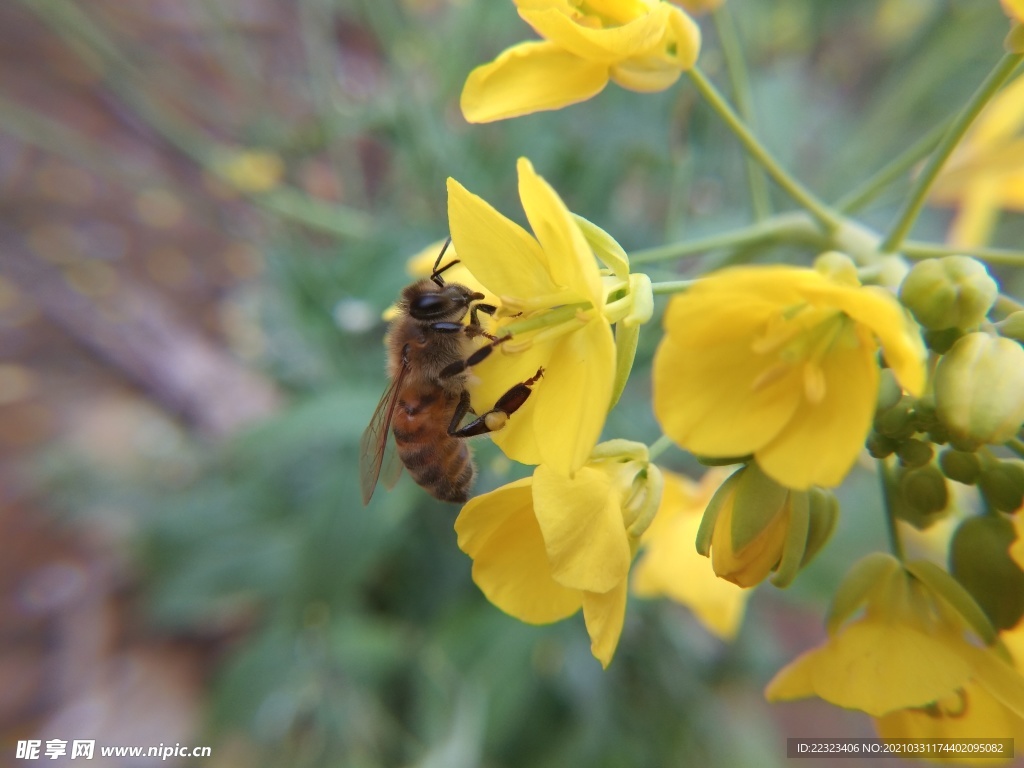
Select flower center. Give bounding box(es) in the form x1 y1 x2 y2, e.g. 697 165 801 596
750 306 856 404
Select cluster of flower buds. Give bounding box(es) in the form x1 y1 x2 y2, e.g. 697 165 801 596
866 256 1024 530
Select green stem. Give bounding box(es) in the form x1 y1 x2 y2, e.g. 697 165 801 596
996 294 1024 314
712 6 772 221
687 67 842 231
650 280 695 296
880 51 1024 253
878 458 905 562
1006 438 1024 461
835 118 950 214
630 211 823 264
647 434 675 462
903 240 1024 267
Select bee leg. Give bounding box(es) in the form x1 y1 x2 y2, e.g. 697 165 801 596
449 368 544 438
468 303 497 328
438 335 510 379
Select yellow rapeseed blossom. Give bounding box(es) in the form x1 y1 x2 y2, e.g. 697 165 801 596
766 554 1024 727
449 157 649 476
454 440 662 667
632 467 750 640
874 605 1024 764
653 265 926 490
461 0 701 123
930 73 1024 247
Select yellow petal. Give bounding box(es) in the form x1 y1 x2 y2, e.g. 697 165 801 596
518 5 673 63
582 579 629 668
468 337 552 467
610 57 682 92
461 40 608 123
653 322 804 457
949 177 1004 248
875 679 1024 763
533 464 631 593
535 318 616 474
765 620 974 716
447 176 555 298
809 282 926 397
455 478 582 623
756 326 878 489
516 157 604 307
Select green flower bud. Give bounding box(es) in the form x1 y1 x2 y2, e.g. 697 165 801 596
898 256 998 331
896 464 949 529
950 514 1024 631
874 399 916 439
897 438 934 468
866 432 898 459
934 333 1024 447
924 327 963 354
875 369 903 413
938 448 981 485
995 311 1024 343
977 459 1024 513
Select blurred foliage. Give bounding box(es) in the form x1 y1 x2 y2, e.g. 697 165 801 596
8 0 1024 766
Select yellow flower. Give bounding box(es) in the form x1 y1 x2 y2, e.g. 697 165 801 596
449 157 649 475
454 440 662 667
1004 0 1024 23
766 554 1024 725
930 73 1024 247
653 265 926 490
873 613 1024 765
874 680 1024 766
1012 511 1024 571
461 0 702 123
632 467 749 639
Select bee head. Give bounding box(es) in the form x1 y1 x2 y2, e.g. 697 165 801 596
404 280 484 323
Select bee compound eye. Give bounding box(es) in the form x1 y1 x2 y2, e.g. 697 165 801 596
410 293 450 318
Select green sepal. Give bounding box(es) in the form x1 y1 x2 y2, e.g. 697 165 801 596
573 213 629 281
801 488 839 567
825 553 901 635
610 321 639 410
771 491 809 588
905 558 998 645
731 464 789 552
626 464 663 539
695 466 744 557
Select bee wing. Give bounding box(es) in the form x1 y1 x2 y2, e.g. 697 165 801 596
359 364 407 505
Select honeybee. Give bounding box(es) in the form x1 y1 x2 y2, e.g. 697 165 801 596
360 240 543 505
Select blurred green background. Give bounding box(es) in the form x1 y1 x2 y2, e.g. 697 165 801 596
1 1 1021 766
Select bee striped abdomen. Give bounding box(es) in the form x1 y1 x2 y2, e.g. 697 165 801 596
392 389 475 503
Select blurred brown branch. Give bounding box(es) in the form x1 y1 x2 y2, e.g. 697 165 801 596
0 229 281 437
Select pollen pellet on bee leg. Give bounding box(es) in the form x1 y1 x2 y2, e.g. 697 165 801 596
484 411 508 431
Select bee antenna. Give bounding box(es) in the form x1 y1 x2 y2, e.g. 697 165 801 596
430 237 460 286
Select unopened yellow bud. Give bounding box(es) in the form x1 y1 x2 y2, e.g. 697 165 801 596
699 464 823 588
898 256 997 331
934 333 1024 447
